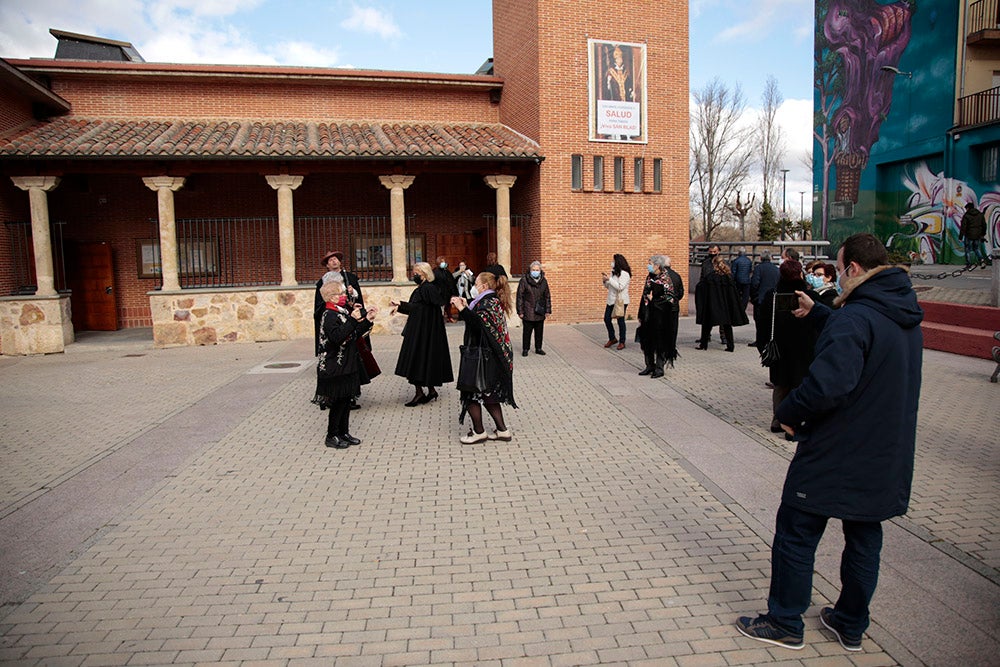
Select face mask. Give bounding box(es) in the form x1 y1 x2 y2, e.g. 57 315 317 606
835 267 848 294
647 264 655 274
530 270 541 279
412 275 422 284
439 262 447 269
470 285 479 298
333 294 347 307
806 274 824 289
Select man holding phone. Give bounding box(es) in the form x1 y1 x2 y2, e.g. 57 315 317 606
737 233 923 652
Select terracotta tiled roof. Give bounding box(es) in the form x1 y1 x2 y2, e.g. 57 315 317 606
0 118 541 161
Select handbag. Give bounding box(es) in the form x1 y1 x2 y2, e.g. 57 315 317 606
759 293 781 368
456 344 497 393
355 336 380 378
533 299 547 317
611 293 625 319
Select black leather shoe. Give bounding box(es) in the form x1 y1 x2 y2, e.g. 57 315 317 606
695 343 707 350
418 390 438 404
535 349 546 355
638 367 654 376
404 394 424 407
350 400 361 410
522 350 529 357
747 341 757 347
325 435 348 449
650 369 664 378
340 433 361 446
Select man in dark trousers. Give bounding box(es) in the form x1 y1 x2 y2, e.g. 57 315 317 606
736 233 923 652
730 247 753 310
748 251 779 349
959 202 990 268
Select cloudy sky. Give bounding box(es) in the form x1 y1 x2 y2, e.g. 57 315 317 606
0 0 814 205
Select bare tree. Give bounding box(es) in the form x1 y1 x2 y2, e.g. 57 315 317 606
756 75 786 207
725 191 756 241
691 78 753 241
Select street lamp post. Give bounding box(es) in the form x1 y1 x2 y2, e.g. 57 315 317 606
799 191 805 239
780 168 790 241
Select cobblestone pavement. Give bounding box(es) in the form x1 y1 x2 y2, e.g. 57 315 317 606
0 322 997 666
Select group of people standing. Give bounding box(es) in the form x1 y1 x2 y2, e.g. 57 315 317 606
312 251 525 448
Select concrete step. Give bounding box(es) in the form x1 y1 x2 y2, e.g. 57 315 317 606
920 300 1000 330
921 321 998 359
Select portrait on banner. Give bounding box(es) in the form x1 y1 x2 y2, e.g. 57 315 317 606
588 39 647 143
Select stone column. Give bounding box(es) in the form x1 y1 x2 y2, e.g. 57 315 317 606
265 175 304 286
11 176 61 296
142 176 186 291
379 175 416 282
484 175 517 273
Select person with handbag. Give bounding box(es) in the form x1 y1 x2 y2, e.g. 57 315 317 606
636 254 682 377
312 279 378 449
601 254 631 350
390 262 454 406
758 260 821 435
451 268 517 444
515 261 551 357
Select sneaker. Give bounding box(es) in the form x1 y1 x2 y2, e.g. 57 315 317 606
820 607 862 651
735 615 804 650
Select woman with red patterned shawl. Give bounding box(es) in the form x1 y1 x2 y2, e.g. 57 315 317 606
450 266 517 444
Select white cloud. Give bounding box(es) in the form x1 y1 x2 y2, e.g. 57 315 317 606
340 5 402 40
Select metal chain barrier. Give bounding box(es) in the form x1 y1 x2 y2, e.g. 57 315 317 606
910 261 993 280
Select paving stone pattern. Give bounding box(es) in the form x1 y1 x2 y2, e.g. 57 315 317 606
0 328 906 666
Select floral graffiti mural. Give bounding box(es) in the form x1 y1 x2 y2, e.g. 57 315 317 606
886 163 1000 263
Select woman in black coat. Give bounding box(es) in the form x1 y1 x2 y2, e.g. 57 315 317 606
696 255 749 351
758 260 821 433
313 280 378 449
390 262 454 406
636 254 682 377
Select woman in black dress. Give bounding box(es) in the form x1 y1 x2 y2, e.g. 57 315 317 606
390 262 454 406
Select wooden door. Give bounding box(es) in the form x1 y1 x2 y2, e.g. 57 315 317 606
435 232 483 271
70 241 117 331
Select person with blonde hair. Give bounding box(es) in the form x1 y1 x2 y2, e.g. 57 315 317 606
390 261 453 406
313 279 378 449
450 266 517 444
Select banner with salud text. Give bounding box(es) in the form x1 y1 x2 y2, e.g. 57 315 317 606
588 38 648 143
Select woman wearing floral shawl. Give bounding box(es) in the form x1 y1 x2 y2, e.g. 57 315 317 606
450 267 517 444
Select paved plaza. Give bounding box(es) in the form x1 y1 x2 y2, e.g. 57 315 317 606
0 307 998 666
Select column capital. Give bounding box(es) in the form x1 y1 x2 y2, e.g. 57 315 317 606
379 175 415 190
484 175 517 190
11 176 60 192
142 176 186 192
265 175 304 190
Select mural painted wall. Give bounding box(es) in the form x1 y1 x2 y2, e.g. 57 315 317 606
813 0 999 263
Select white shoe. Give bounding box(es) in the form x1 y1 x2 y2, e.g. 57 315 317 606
487 429 512 441
460 430 488 444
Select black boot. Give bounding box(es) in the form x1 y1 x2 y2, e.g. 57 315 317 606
651 352 665 378
638 351 655 375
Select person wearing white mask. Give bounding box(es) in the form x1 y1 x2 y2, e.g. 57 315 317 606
515 260 551 356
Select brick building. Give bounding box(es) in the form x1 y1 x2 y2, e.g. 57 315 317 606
0 1 689 354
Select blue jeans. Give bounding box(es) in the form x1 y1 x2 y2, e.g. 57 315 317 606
963 238 987 265
604 304 627 342
767 502 883 638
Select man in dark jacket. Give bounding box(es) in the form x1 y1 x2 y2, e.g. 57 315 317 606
729 247 753 310
748 251 779 349
737 233 923 652
959 202 990 268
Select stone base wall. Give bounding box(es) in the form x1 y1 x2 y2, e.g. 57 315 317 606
0 295 74 355
150 282 522 349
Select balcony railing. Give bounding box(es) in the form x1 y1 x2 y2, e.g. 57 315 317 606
958 86 1000 127
969 0 1000 35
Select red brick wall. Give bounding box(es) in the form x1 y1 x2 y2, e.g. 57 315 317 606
494 0 690 322
0 81 36 137
49 76 500 124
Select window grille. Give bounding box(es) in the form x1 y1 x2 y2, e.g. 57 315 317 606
3 221 67 295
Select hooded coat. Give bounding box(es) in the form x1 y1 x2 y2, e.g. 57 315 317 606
775 266 924 522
